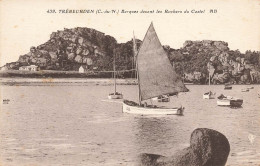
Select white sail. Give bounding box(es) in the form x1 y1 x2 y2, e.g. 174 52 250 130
137 23 188 101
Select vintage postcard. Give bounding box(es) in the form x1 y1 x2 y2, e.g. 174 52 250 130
0 0 260 165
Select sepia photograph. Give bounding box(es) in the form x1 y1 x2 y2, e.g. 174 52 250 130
0 0 260 165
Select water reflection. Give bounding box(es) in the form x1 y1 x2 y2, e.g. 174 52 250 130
134 116 182 155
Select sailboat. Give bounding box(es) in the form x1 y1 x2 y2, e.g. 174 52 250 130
203 72 215 99
134 32 170 103
122 22 188 115
108 51 123 99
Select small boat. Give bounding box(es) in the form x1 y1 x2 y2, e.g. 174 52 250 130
241 88 249 92
203 91 215 99
108 50 123 100
224 84 232 90
203 69 215 99
3 99 10 104
217 94 243 107
258 94 260 98
108 92 123 99
123 23 188 115
247 87 254 89
152 95 170 102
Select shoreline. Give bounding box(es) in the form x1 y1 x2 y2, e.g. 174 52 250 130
0 77 138 86
0 77 257 86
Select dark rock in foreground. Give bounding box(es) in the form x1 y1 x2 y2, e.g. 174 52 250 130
138 128 230 166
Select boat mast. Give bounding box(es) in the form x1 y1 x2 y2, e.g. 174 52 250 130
133 31 141 105
137 56 141 105
208 63 211 86
113 50 116 94
209 72 210 86
133 31 137 79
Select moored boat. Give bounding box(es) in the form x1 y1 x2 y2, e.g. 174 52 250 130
204 63 215 99
203 91 215 99
108 92 123 99
3 99 10 104
217 94 243 107
108 50 123 100
122 23 188 115
241 88 249 92
224 84 232 90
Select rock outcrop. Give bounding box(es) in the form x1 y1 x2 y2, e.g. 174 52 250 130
1 27 260 83
138 128 230 166
167 40 260 84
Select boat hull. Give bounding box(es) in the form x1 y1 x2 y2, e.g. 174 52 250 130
108 94 123 99
230 99 243 107
203 93 215 99
241 89 249 92
122 100 183 115
224 87 232 90
217 98 243 107
217 99 230 106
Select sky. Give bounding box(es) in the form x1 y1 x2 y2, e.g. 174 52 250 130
0 0 260 66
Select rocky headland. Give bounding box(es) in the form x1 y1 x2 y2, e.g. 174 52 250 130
1 27 260 84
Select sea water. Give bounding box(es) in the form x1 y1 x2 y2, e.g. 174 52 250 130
0 83 259 166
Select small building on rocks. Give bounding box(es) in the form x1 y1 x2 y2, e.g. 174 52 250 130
19 65 39 71
79 65 87 73
0 66 8 71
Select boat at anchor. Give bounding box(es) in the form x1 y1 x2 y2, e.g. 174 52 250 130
217 94 243 107
108 50 123 100
241 88 249 92
203 91 215 99
224 84 232 90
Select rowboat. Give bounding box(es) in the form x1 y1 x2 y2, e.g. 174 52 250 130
224 84 232 90
241 88 249 92
203 91 215 99
217 94 243 107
